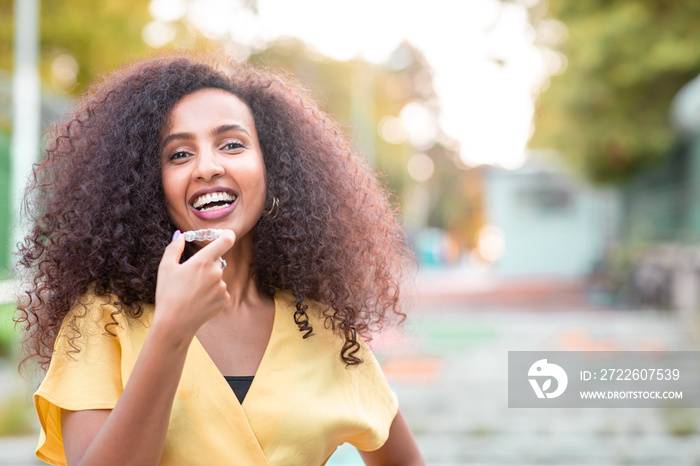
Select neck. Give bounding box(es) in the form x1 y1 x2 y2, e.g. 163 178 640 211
219 234 264 312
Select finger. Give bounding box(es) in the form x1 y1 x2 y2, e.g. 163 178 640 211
161 232 186 266
194 230 236 261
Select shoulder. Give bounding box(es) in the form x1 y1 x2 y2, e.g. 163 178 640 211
273 289 340 340
57 291 150 353
273 288 376 364
65 293 120 325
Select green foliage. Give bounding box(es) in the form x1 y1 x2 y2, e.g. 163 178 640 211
0 1 12 73
0 0 153 95
0 129 11 273
0 302 16 358
531 0 700 183
41 0 152 93
0 393 34 436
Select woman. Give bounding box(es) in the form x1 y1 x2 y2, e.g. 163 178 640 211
17 53 422 465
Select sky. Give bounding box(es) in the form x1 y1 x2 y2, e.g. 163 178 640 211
149 0 555 169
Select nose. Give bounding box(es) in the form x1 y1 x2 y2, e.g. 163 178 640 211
192 149 224 181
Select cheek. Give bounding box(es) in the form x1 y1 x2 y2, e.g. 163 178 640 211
240 157 267 191
164 201 178 223
161 171 186 218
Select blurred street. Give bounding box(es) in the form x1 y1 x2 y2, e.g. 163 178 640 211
330 267 700 466
2 268 700 465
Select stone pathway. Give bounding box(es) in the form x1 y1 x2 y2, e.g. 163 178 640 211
2 291 700 465
330 302 700 465
0 436 40 465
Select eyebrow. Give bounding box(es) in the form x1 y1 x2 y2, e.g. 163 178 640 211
162 124 252 147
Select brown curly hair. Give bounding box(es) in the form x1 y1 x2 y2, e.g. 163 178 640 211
16 52 415 370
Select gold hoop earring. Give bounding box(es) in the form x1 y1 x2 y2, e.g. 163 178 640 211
267 196 279 219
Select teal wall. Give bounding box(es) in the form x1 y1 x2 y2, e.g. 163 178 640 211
484 163 618 277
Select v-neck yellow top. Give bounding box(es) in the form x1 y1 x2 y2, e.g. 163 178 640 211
34 290 398 465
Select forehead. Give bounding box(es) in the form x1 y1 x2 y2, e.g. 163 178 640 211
166 88 255 132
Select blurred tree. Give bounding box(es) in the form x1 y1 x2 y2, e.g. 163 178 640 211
0 1 12 74
0 0 153 95
250 39 411 193
531 0 700 183
0 0 479 249
251 39 479 248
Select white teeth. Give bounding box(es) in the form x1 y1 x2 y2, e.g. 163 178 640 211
199 202 231 212
192 191 236 209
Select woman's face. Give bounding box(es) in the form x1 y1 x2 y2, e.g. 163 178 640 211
161 88 266 245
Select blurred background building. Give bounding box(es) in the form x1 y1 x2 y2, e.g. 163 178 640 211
482 156 619 277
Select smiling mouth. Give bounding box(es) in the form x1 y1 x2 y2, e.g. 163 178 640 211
191 191 238 212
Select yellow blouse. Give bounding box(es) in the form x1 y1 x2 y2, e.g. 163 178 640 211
34 290 398 465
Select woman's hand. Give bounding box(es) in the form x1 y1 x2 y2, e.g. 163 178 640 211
62 230 236 466
153 230 236 343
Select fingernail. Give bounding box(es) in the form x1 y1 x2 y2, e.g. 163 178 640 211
172 230 181 241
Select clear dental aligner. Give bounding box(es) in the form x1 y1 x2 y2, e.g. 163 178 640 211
182 229 225 242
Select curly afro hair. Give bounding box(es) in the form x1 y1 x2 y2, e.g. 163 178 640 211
16 52 415 370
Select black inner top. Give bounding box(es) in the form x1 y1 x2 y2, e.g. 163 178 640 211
224 375 255 403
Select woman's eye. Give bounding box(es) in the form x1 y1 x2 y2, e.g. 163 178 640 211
222 141 246 151
170 151 191 160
